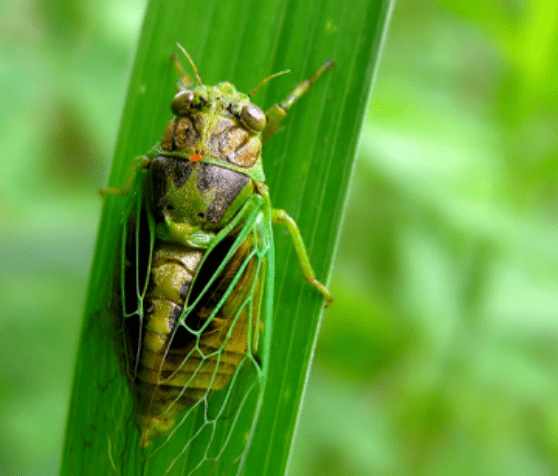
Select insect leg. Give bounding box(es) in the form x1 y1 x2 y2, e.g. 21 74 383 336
262 61 334 143
100 156 150 196
271 208 333 306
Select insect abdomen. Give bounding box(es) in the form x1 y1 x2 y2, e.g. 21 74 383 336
133 233 261 447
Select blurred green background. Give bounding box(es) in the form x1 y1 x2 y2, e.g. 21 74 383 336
2 1 558 475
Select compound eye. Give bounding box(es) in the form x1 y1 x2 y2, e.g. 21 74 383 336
171 90 195 116
240 104 266 132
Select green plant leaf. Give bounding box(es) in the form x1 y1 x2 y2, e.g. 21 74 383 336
61 0 392 474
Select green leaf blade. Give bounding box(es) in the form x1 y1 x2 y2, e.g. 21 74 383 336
61 0 392 474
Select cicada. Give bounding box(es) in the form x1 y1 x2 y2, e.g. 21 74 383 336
104 45 333 475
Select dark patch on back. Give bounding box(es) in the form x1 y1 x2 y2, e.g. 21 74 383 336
151 155 174 180
195 163 250 223
205 167 250 223
196 162 213 193
172 160 194 189
150 156 194 215
149 156 173 213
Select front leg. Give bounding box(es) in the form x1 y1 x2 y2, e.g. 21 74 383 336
99 156 151 196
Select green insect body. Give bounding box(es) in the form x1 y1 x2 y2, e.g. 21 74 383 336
107 47 333 473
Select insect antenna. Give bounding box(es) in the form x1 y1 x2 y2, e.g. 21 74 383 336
176 42 202 85
248 70 291 98
171 53 192 87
